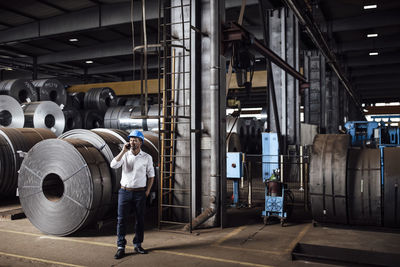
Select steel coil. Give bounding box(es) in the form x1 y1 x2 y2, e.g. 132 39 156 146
309 134 350 224
347 148 381 226
59 129 125 202
84 87 116 113
82 110 104 129
0 79 38 103
125 98 140 106
0 128 56 196
142 131 159 165
32 79 67 106
383 147 400 227
0 95 24 128
67 92 85 110
18 138 111 236
104 104 159 132
22 101 65 136
63 107 83 132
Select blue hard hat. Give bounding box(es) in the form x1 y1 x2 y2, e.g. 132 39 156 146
128 130 144 142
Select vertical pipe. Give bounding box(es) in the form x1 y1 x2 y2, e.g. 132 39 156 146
280 154 284 183
299 145 304 191
248 161 252 207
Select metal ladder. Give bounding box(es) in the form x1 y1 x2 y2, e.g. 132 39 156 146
158 0 192 231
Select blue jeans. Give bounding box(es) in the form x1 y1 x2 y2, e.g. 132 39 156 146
116 188 146 249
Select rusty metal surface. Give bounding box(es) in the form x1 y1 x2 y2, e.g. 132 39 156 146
309 134 350 224
347 148 381 226
383 147 400 227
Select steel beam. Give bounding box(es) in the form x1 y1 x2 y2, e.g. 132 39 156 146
350 65 400 77
340 37 400 53
331 10 400 32
347 53 400 67
364 106 400 115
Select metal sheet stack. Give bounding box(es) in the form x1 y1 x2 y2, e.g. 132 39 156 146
22 101 65 136
0 79 38 103
18 128 159 236
32 79 67 106
0 128 56 197
0 95 24 128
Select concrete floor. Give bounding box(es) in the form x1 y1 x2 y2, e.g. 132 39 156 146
0 205 399 267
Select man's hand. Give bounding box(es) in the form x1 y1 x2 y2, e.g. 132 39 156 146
145 190 150 197
123 142 130 152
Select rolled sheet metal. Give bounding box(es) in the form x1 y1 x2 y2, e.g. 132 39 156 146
82 110 104 129
59 129 125 202
0 79 38 103
347 148 381 226
0 128 56 196
32 79 67 106
18 138 111 236
22 101 65 136
67 92 85 110
383 147 400 227
104 105 159 132
142 131 159 165
63 107 83 132
309 134 350 224
0 95 24 128
84 87 116 113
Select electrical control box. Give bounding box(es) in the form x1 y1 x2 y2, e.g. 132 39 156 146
226 152 242 179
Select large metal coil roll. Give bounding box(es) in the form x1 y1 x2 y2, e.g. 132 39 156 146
104 104 159 132
18 138 112 236
125 98 140 106
82 110 104 129
383 147 400 227
32 79 67 106
59 129 125 201
226 132 241 152
67 92 85 110
63 107 83 132
0 79 38 103
22 101 65 136
84 87 116 113
0 128 56 197
309 134 350 224
0 95 24 128
142 131 159 165
347 148 381 226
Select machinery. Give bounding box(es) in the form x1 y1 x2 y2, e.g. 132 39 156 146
310 116 400 227
226 152 244 207
261 132 290 225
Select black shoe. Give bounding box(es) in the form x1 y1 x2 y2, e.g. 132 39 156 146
114 249 125 259
134 246 147 254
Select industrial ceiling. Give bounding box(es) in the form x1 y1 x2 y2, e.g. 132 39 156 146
0 0 399 104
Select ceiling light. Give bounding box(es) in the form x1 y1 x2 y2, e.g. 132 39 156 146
369 52 379 56
367 33 378 38
69 38 79 42
85 60 93 64
5 67 13 71
363 4 377 9
255 59 261 62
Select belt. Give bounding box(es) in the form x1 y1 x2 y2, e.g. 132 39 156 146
121 186 146 192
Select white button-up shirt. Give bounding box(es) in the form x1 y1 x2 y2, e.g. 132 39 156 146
110 149 155 189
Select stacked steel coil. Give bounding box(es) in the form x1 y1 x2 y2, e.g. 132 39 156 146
63 107 83 132
104 104 159 132
32 79 67 106
82 110 104 129
18 138 112 236
0 95 24 128
309 134 400 227
22 101 65 136
0 128 56 197
84 87 116 113
18 128 159 235
0 79 38 103
67 92 85 110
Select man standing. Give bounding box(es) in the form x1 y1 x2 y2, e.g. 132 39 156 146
110 130 155 259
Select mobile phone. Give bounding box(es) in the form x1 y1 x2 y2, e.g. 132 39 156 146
125 143 131 149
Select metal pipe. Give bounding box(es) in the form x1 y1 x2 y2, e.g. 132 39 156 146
185 0 219 230
299 145 304 191
248 161 252 207
280 154 284 183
